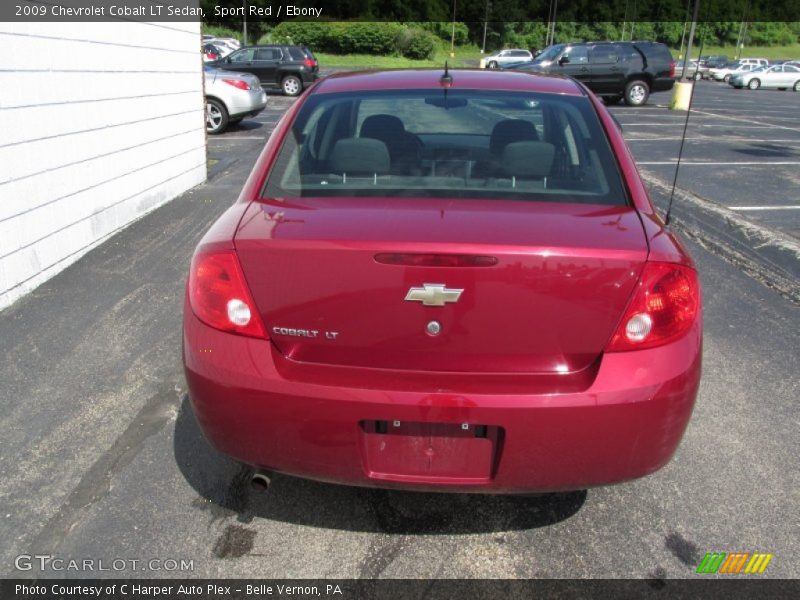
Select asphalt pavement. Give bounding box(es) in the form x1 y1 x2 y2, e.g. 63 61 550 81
0 83 798 580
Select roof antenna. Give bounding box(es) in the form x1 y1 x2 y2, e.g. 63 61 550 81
441 61 453 88
665 1 704 226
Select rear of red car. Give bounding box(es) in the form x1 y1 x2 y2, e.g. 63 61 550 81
183 70 701 493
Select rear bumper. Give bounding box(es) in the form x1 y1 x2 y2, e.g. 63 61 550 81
652 77 676 93
227 89 267 119
184 308 701 493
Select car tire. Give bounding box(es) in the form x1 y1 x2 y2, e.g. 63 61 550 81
603 95 622 105
206 98 228 135
624 80 650 106
488 61 498 69
794 81 800 92
723 74 732 83
694 72 702 80
281 75 303 96
748 78 761 90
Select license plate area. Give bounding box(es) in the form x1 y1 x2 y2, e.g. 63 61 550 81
359 420 500 483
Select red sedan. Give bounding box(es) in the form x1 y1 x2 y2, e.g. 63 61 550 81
183 69 701 493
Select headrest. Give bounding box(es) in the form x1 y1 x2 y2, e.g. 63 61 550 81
361 114 406 139
490 119 539 155
329 138 390 175
501 141 555 179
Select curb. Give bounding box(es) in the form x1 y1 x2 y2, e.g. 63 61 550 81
641 171 800 305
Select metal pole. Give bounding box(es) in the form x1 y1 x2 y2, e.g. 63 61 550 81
550 0 558 45
450 0 457 57
243 1 247 46
481 1 490 54
682 0 701 81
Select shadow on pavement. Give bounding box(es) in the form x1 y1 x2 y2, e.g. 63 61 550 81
173 395 586 535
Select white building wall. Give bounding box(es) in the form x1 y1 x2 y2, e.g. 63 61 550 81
0 21 207 310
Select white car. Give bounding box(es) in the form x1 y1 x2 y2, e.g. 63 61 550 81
709 62 759 82
204 66 267 134
480 49 533 69
730 64 800 91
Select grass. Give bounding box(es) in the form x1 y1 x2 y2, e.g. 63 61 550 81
673 43 800 61
315 45 485 70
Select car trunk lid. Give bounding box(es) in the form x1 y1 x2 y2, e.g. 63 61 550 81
235 198 648 374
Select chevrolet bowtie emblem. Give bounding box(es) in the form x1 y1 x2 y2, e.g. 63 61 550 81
405 284 463 307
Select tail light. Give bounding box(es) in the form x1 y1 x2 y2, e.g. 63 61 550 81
303 58 317 68
206 52 219 60
606 262 699 352
189 251 266 338
670 61 676 78
223 78 250 91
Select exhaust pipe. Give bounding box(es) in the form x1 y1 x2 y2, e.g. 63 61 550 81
251 471 272 492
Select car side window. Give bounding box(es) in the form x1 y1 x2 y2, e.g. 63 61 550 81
590 46 620 64
255 48 281 61
785 65 800 73
230 49 255 63
564 46 589 64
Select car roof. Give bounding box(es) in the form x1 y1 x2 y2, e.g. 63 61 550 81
314 69 584 96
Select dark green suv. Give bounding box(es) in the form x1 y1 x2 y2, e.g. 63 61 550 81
507 41 676 106
211 45 320 96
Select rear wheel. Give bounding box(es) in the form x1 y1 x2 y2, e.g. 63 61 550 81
694 71 703 80
488 61 498 69
282 75 302 96
748 78 761 90
723 74 732 83
206 98 228 135
624 80 650 106
794 80 800 92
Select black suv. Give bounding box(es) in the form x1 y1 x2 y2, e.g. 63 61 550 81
211 45 319 96
509 41 675 106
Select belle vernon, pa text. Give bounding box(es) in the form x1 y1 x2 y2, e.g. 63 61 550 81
16 584 344 597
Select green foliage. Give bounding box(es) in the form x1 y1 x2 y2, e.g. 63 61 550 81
746 22 797 46
419 22 470 46
336 22 403 54
201 24 242 42
396 28 438 60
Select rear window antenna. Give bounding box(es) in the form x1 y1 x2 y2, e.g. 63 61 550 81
665 0 705 226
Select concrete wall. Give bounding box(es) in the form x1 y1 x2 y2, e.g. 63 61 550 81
0 22 207 310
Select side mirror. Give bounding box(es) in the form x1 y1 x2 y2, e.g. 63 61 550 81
559 55 570 65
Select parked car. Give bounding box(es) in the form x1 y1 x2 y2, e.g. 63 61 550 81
184 68 702 494
675 59 703 80
508 41 675 106
207 39 236 57
481 49 534 69
708 61 759 82
202 43 223 63
204 66 267 134
210 44 319 96
730 64 800 91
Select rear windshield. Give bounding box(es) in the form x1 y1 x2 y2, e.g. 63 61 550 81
262 88 628 205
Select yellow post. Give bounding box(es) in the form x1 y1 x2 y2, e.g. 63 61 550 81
669 81 693 110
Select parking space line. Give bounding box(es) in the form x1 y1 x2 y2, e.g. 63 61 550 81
638 160 800 165
689 108 800 133
627 137 800 143
727 206 800 211
209 136 266 140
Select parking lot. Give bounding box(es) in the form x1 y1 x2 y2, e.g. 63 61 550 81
612 79 800 238
1 78 798 580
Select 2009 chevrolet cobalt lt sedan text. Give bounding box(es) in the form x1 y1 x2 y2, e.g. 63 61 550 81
183 69 702 493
